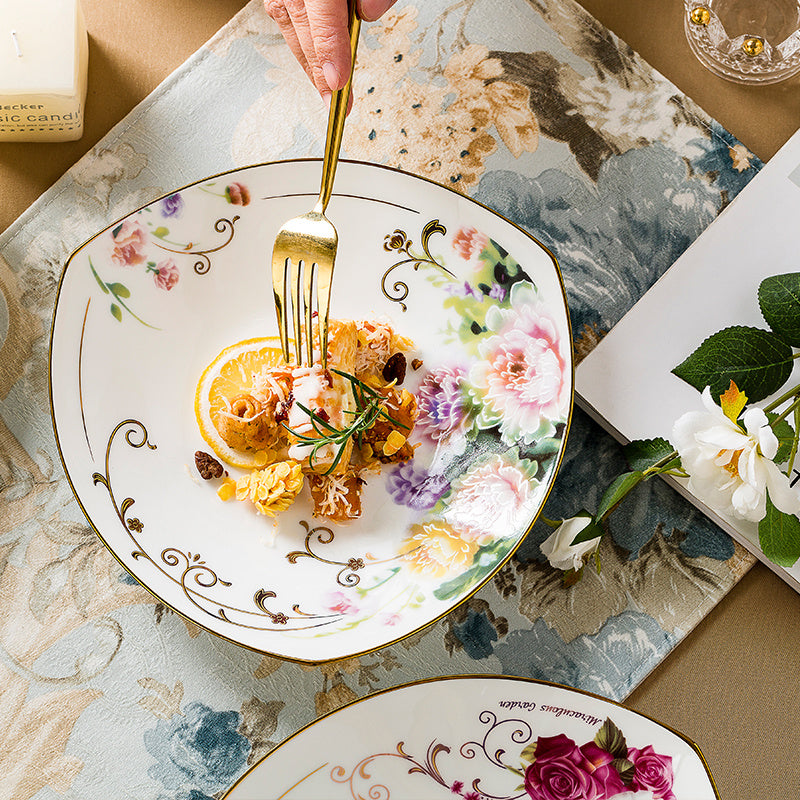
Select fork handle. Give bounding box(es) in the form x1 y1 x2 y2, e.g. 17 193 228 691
316 0 361 214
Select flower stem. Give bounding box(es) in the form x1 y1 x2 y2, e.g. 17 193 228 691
790 404 800 475
595 449 680 525
641 449 679 477
771 393 800 425
763 383 800 414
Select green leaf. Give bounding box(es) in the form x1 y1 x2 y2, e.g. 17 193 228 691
594 718 627 759
433 563 486 601
624 438 680 472
152 226 170 239
759 273 800 346
613 757 636 785
520 743 538 763
767 412 796 465
596 472 644 520
569 518 604 546
106 282 131 299
759 494 800 567
110 303 122 322
111 223 123 238
672 326 793 403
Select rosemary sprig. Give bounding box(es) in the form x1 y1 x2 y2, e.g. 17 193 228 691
282 369 409 475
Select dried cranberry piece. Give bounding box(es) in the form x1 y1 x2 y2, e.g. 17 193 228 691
382 352 407 384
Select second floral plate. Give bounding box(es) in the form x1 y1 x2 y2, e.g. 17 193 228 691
50 159 573 662
222 675 719 799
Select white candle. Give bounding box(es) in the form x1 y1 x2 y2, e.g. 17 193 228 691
0 0 88 143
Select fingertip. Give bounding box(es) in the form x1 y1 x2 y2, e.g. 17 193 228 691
322 61 343 92
359 0 397 22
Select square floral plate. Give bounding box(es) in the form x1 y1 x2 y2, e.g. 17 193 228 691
222 675 718 799
50 160 572 663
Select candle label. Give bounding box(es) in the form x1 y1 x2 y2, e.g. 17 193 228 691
0 98 83 140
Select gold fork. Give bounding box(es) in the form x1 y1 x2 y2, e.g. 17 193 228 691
271 1 361 368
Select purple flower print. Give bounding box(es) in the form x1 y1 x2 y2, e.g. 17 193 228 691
387 463 450 510
416 365 469 442
160 193 184 218
488 282 508 301
445 281 482 300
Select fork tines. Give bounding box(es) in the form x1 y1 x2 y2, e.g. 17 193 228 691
273 254 332 368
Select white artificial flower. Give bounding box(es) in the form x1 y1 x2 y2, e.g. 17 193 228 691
672 387 800 522
540 515 601 571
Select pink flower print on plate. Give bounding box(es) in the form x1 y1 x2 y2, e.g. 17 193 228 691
326 591 360 616
523 733 608 800
111 219 148 268
470 281 569 444
628 745 675 800
225 182 251 206
453 225 489 261
443 454 535 545
152 258 180 291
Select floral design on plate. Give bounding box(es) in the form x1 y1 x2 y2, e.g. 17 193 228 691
88 182 246 326
50 159 573 662
222 676 718 799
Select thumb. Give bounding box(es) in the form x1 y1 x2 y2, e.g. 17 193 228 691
358 0 398 22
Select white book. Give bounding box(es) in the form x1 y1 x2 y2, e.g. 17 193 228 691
576 128 800 593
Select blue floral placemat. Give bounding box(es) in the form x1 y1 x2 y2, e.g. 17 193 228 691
0 1 756 797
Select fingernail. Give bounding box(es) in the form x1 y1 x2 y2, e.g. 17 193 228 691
322 61 340 91
360 0 393 21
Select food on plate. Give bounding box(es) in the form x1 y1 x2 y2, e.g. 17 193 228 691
194 319 418 523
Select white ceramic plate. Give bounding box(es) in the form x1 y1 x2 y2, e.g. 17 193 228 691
50 160 572 662
223 675 718 799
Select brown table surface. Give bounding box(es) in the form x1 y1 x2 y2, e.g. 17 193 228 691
2 1 799 797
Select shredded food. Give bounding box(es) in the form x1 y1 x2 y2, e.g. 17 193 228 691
203 318 418 523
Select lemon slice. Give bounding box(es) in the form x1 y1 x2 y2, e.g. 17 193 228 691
195 337 289 469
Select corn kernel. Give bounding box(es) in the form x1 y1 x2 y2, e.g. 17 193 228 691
383 430 406 456
217 478 236 501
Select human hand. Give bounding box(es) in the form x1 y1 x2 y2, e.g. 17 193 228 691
265 0 397 99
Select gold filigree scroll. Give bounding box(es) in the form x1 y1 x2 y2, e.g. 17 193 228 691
286 520 409 587
92 419 156 537
381 219 454 310
459 710 533 800
154 215 240 275
330 712 539 800
93 420 342 633
331 741 451 800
